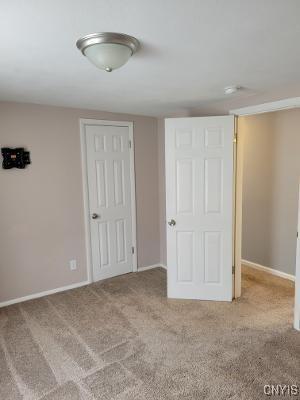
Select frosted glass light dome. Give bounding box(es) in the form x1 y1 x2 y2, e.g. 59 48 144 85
76 32 140 72
84 43 132 72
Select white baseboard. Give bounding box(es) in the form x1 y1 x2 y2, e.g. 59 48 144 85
1 265 169 307
0 280 91 308
138 263 167 272
242 259 295 282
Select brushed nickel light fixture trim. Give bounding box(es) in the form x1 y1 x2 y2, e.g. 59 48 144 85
224 85 242 95
76 32 140 72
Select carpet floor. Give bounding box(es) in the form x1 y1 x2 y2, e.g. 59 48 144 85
0 266 299 400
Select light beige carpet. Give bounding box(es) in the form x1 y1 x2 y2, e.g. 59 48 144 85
0 266 299 400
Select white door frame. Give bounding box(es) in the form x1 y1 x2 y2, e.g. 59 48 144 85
230 97 300 116
80 118 138 283
294 182 300 331
230 97 300 330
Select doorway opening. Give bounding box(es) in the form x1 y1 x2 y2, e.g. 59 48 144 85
235 109 299 327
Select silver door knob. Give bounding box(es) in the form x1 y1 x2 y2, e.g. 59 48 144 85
91 213 99 219
168 219 176 226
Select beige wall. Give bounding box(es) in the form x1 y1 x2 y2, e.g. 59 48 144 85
240 109 300 275
0 102 160 302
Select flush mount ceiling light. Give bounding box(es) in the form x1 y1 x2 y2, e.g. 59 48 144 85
224 85 242 95
76 32 140 72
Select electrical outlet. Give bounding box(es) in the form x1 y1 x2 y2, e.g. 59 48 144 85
69 259 77 271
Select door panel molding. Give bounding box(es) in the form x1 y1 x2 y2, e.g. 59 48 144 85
80 119 137 283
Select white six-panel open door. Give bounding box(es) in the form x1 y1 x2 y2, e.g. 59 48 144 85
165 116 235 301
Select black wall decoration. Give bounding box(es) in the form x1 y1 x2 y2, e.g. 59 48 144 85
1 148 31 169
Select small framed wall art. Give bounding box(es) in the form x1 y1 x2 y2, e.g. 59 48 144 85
1 147 31 169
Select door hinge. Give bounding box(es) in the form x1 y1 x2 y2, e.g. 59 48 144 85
129 140 132 149
232 265 235 274
131 246 135 254
233 132 238 143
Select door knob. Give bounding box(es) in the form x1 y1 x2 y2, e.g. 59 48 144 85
168 219 176 226
91 213 99 219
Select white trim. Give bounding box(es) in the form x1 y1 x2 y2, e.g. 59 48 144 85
128 125 138 272
80 122 93 284
294 181 300 330
242 259 295 282
234 116 242 298
0 264 166 307
79 118 138 282
0 280 90 308
294 305 300 331
230 97 300 116
137 264 167 272
160 264 167 270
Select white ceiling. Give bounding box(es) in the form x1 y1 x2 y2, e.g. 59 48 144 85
1 0 300 117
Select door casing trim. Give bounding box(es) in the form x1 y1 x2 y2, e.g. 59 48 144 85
80 118 137 283
230 96 300 116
